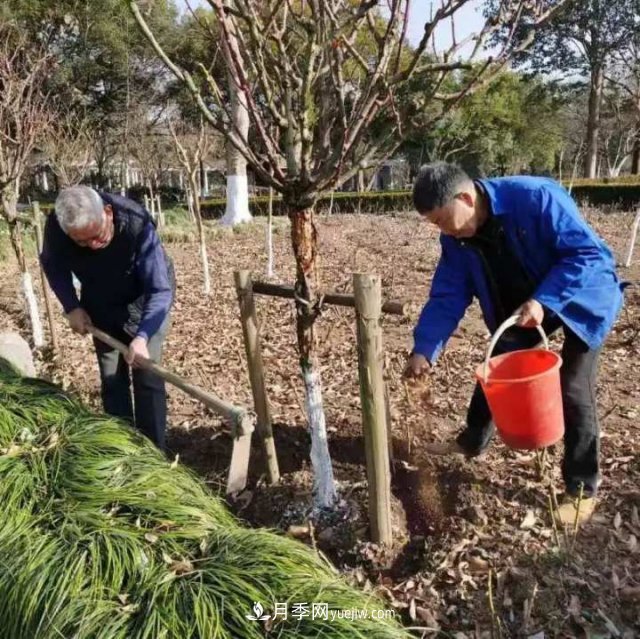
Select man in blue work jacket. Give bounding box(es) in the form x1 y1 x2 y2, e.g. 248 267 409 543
41 185 175 450
405 162 624 525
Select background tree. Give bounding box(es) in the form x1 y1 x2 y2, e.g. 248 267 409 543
127 108 174 217
0 22 52 347
2 0 178 191
599 83 639 178
171 2 252 225
492 0 639 178
169 118 219 295
401 71 566 176
40 109 94 188
606 29 640 175
131 0 570 510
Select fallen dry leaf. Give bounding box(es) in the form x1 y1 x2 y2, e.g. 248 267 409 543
614 512 622 530
520 509 537 530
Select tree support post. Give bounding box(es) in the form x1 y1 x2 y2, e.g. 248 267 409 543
353 273 393 545
234 270 280 484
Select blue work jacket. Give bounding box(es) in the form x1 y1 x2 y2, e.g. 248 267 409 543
413 177 625 363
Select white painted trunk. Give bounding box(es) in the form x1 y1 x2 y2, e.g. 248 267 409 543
22 272 44 349
625 210 640 268
200 239 211 295
201 167 209 198
221 174 251 226
303 369 337 509
220 67 252 227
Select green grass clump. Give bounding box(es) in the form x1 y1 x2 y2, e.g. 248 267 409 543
0 363 410 638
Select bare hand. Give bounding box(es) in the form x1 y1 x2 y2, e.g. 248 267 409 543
125 336 150 367
66 308 92 335
403 353 430 379
515 299 544 328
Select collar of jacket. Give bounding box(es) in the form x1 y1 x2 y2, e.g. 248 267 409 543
475 178 508 217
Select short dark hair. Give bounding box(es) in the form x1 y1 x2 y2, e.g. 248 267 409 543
413 162 472 213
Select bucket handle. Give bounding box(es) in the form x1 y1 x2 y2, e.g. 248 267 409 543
482 315 549 383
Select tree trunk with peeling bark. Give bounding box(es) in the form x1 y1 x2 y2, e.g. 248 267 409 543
289 205 336 509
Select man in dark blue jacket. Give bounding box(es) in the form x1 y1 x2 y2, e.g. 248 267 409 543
41 186 175 450
405 162 625 525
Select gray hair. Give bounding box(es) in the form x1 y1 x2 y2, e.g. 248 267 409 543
54 186 105 233
413 162 473 214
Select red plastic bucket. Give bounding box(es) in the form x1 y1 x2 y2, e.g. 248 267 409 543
475 317 565 450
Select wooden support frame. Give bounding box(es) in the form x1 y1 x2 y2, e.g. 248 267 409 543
234 270 280 484
240 272 397 543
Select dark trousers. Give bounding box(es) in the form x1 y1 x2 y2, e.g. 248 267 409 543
93 316 170 450
457 317 601 497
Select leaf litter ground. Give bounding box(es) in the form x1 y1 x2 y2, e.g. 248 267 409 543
0 210 638 637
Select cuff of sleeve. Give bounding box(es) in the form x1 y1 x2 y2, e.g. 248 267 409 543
531 292 564 316
135 331 149 342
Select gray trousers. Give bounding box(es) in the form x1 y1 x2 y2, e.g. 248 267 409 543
93 316 170 450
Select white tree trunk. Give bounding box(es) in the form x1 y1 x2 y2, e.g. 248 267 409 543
303 368 337 510
200 239 211 295
625 210 640 268
22 272 44 349
221 72 252 226
201 166 209 198
221 174 251 226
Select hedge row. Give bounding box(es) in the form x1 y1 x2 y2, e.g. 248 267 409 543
35 178 640 220
200 191 414 218
198 181 640 217
567 183 640 208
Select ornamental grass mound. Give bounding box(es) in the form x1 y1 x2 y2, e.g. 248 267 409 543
0 361 409 638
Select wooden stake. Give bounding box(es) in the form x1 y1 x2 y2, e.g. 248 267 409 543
234 270 280 484
32 202 59 354
354 273 393 545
